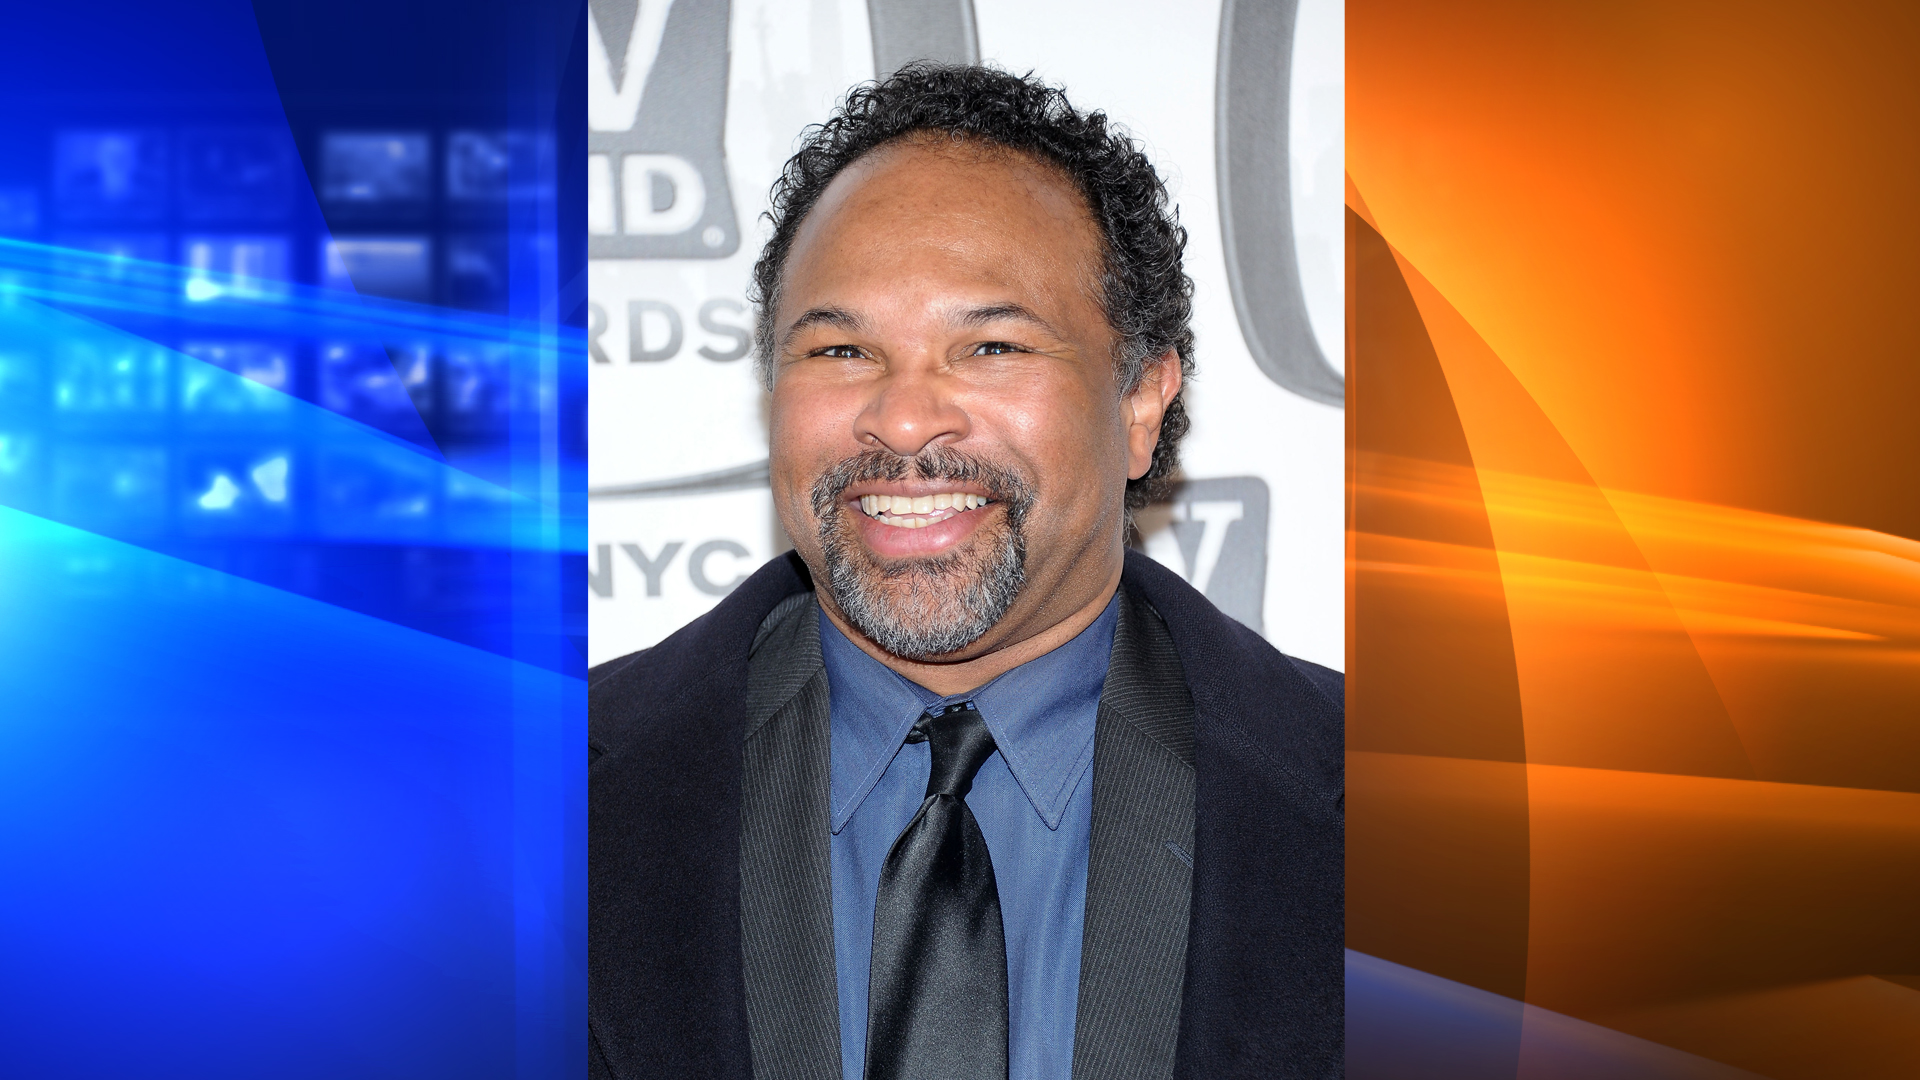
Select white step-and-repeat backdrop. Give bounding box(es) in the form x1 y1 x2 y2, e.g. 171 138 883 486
587 0 1344 670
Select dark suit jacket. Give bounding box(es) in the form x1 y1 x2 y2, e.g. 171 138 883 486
590 549 1343 1079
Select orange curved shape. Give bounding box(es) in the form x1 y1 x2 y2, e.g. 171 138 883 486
1346 6 1920 1062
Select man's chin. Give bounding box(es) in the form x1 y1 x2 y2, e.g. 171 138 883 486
841 605 993 663
823 537 1024 662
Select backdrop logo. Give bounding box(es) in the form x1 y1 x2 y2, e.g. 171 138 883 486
588 0 738 259
1216 0 1344 407
1134 476 1270 632
590 538 753 598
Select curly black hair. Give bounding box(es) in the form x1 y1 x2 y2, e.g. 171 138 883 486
749 62 1195 511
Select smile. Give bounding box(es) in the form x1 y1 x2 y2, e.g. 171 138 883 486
857 492 992 529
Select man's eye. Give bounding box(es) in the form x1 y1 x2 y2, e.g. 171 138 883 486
817 345 865 359
971 341 1023 356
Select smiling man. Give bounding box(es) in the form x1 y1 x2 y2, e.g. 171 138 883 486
589 65 1342 1080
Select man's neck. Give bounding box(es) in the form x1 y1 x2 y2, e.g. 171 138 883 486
816 563 1124 697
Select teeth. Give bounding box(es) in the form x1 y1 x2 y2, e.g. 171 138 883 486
857 491 991 522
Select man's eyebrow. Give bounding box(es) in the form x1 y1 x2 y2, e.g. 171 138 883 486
781 306 868 350
951 302 1061 337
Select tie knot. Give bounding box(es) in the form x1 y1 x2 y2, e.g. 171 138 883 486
909 702 997 799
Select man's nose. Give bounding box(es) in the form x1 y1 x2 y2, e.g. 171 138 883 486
852 365 971 459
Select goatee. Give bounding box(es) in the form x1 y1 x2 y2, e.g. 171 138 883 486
809 446 1033 660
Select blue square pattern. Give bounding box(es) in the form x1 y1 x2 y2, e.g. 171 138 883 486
53 129 169 221
321 132 432 206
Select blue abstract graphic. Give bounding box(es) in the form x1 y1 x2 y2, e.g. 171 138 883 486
0 2 584 1076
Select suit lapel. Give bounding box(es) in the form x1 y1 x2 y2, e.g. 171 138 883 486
589 555 817 1080
739 592 843 1080
1072 586 1197 1080
1117 550 1346 1080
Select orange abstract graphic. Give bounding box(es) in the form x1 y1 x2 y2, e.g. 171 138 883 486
1347 3 1920 1077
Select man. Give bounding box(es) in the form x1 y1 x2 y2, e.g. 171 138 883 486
590 65 1342 1080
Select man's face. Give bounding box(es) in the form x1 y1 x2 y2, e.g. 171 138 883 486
768 138 1169 662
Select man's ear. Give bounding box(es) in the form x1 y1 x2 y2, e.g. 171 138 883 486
1124 349 1183 481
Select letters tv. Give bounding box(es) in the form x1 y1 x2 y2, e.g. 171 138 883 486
587 0 738 261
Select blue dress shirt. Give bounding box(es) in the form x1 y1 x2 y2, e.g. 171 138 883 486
821 593 1118 1080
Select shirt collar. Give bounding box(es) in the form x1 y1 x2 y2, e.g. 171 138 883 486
821 592 1119 834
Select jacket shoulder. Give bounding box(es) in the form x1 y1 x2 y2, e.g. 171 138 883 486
588 552 812 765
1286 654 1344 712
1120 549 1342 801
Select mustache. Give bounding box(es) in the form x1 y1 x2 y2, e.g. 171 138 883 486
809 446 1034 520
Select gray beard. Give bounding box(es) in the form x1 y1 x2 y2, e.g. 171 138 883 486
810 447 1032 661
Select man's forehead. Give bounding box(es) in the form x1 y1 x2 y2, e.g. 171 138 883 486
801 137 1096 250
779 139 1103 318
